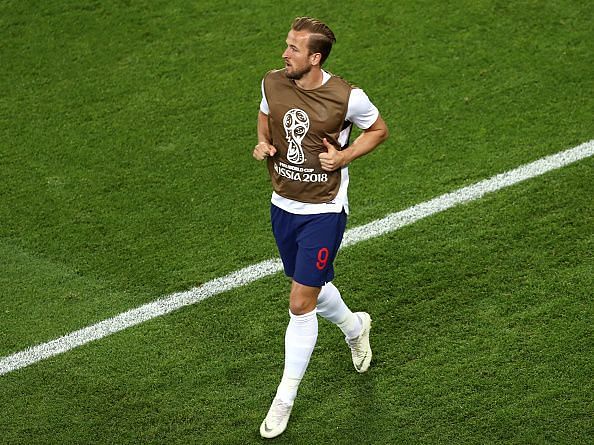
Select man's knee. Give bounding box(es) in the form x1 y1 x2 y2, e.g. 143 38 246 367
289 281 320 315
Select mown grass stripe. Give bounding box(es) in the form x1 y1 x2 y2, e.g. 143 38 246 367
1 139 593 377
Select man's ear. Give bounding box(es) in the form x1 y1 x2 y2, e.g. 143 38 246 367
309 52 322 67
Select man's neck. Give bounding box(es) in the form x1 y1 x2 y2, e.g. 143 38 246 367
295 68 324 90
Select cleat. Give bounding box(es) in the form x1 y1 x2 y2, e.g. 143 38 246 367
260 398 293 439
346 312 372 373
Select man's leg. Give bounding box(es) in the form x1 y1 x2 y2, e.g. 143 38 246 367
277 281 320 402
262 208 348 438
316 282 361 338
317 282 373 373
260 282 319 439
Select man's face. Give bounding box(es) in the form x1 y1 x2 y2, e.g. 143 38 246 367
282 29 313 80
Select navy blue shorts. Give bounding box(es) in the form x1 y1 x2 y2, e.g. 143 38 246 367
271 204 347 288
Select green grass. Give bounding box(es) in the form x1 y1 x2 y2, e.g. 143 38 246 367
1 0 593 443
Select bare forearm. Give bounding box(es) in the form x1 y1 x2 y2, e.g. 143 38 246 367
341 116 389 166
254 111 277 160
319 116 388 171
257 111 272 144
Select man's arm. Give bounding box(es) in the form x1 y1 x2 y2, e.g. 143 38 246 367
253 111 277 160
319 115 389 171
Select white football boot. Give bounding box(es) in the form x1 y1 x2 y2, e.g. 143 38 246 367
260 398 293 439
345 312 372 373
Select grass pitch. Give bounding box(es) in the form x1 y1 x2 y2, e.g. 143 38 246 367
1 1 593 443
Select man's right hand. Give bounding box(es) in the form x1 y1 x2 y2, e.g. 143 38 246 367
253 142 277 160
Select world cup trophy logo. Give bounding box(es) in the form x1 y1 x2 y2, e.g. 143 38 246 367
283 108 309 165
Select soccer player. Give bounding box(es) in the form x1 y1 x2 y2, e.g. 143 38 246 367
253 16 389 439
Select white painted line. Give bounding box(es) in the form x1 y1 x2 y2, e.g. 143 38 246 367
0 258 283 377
344 140 594 246
1 140 593 377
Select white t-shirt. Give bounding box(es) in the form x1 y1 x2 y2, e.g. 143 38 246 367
260 70 379 215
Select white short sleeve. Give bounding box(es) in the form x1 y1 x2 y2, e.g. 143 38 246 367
347 89 379 130
260 79 269 114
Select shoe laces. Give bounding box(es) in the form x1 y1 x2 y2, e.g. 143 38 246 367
268 399 292 425
346 334 364 354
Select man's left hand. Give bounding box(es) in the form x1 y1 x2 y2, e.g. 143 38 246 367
319 138 345 171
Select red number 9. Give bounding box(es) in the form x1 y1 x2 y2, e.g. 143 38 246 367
316 247 329 271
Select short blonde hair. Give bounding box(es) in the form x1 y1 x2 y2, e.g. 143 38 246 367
291 17 336 65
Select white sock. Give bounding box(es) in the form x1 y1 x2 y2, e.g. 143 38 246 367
275 308 318 405
316 282 362 339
